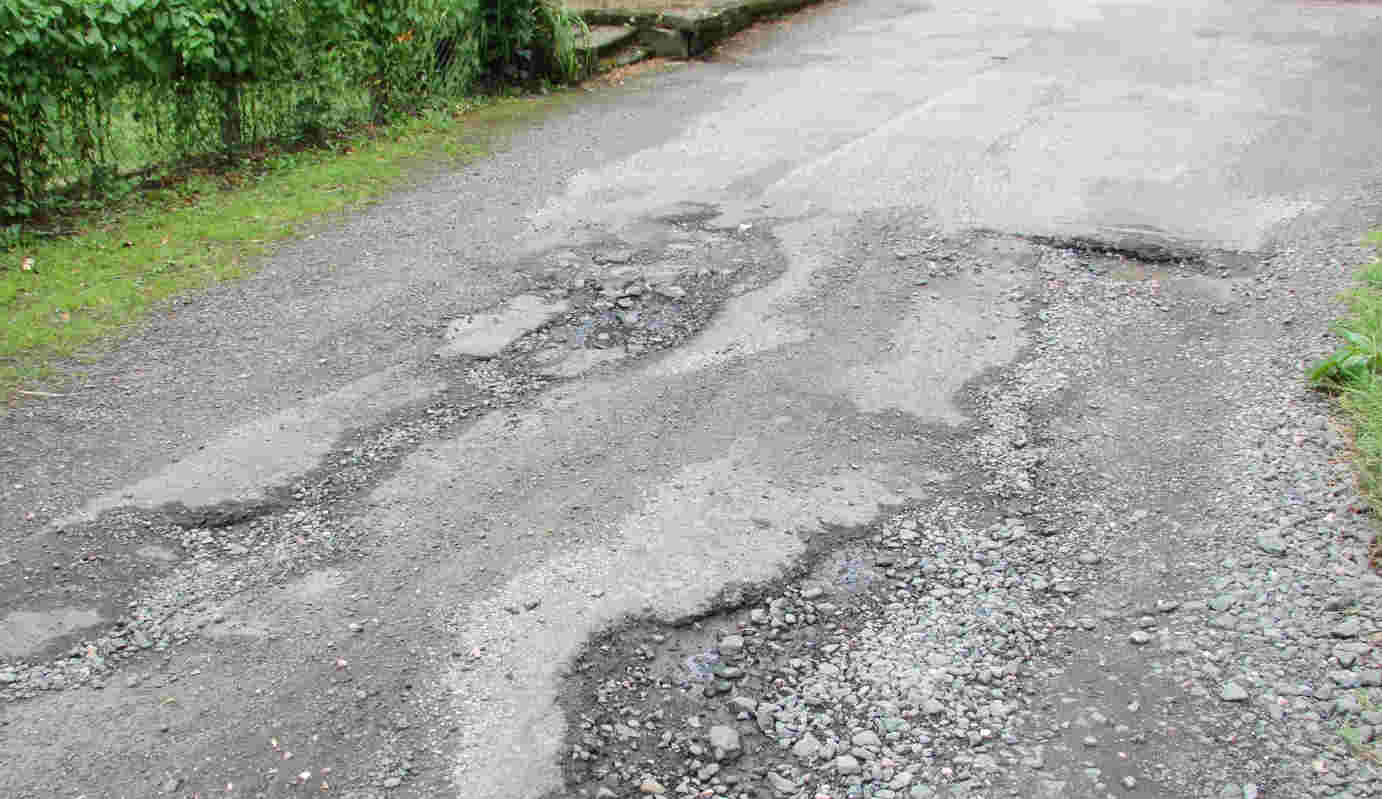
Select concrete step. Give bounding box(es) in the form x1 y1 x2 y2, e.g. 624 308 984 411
577 24 640 57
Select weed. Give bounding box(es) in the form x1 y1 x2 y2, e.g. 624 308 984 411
1309 233 1382 572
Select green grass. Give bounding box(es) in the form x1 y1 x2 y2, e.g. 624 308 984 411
0 94 570 399
1309 233 1382 568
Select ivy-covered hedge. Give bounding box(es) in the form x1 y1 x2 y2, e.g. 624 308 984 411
0 0 584 221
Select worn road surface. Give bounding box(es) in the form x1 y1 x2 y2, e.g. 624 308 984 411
5 0 1382 797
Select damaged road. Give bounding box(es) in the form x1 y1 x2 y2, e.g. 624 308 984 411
5 0 1382 797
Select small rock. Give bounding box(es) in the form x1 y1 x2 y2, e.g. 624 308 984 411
523 598 542 611
1333 618 1362 639
1077 552 1102 565
852 730 881 747
836 754 862 775
1243 785 1259 799
1209 594 1237 612
767 771 795 794
382 777 402 788
1128 631 1152 645
0 669 18 684
792 732 823 760
1255 531 1287 555
1221 682 1249 702
718 635 745 657
639 777 667 794
922 699 946 715
709 725 741 761
1123 776 1137 789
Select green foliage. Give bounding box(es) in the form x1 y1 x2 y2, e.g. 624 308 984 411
1309 249 1382 392
1310 234 1382 528
0 0 584 223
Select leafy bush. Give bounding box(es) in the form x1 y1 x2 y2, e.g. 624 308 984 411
0 0 585 224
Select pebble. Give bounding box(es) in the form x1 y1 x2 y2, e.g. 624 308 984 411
1221 682 1249 702
718 635 745 656
1128 631 1152 645
1333 618 1362 638
708 725 741 761
836 754 862 775
639 778 667 794
1255 531 1287 555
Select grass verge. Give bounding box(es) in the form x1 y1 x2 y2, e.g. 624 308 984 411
1308 232 1382 572
0 94 570 401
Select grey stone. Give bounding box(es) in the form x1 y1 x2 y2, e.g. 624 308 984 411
1331 670 1361 688
1333 618 1362 638
1336 694 1362 714
718 635 745 656
1255 531 1287 555
1209 594 1237 611
836 754 862 774
852 730 881 747
708 725 741 761
1128 631 1152 645
767 771 795 794
1221 682 1249 702
792 731 822 760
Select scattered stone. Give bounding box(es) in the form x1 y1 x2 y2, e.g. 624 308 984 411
639 777 667 794
1123 776 1137 790
836 754 862 775
718 635 745 656
1221 682 1249 702
1128 631 1152 645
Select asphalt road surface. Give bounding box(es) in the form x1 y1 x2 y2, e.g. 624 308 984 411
4 0 1382 797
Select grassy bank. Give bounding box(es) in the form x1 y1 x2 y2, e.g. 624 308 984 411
0 94 567 399
1308 232 1382 570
